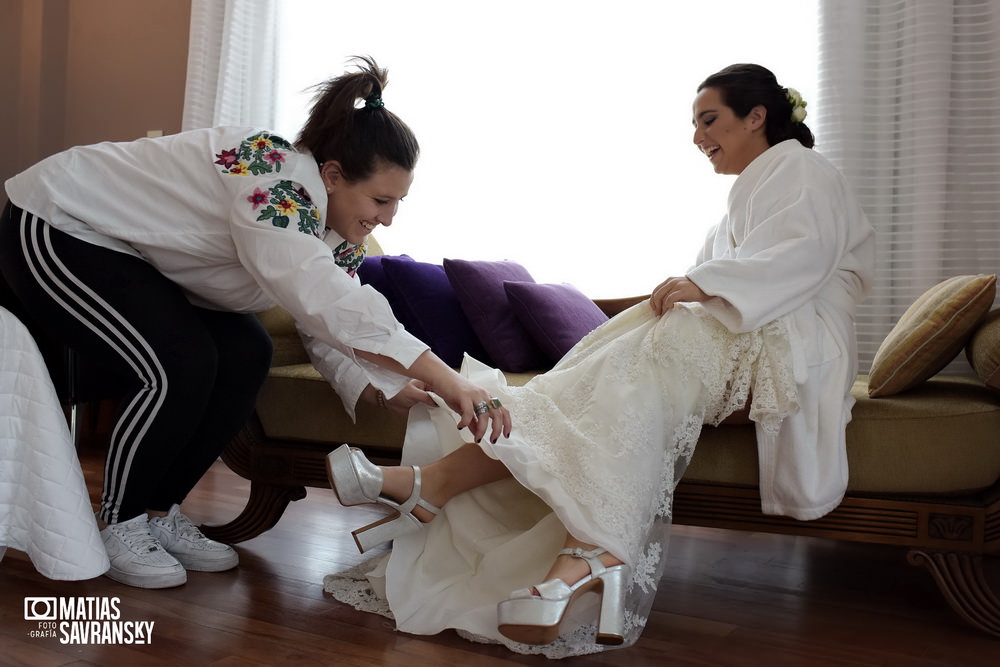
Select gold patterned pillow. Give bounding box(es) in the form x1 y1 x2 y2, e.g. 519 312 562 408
966 308 1000 391
868 274 997 397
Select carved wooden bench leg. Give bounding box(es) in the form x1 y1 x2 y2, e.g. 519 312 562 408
907 550 1000 637
200 481 307 544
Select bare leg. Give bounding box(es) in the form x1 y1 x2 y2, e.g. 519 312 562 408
379 443 511 522
381 446 624 583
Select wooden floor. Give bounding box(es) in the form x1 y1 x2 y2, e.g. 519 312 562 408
3 437 999 666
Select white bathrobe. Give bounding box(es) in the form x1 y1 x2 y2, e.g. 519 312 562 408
687 139 875 519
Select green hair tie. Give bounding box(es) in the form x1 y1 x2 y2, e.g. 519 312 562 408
366 97 385 110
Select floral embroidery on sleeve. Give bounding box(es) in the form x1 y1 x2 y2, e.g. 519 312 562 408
247 180 322 237
216 132 293 176
331 239 368 276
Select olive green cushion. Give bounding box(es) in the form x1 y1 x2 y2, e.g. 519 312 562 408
689 376 1000 494
258 362 1000 497
256 363 536 448
257 364 406 448
255 254 1000 499
257 307 310 367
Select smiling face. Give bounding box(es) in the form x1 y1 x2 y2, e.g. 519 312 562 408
321 160 414 245
691 87 771 176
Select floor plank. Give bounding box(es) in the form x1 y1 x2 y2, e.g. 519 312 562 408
2 439 998 666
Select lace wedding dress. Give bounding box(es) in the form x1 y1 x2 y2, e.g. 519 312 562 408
325 301 799 658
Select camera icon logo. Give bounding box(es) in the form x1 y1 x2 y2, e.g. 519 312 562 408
24 597 58 621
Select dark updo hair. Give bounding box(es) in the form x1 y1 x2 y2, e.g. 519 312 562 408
697 64 815 149
295 56 419 181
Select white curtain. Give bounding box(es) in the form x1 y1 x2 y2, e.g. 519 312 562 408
182 0 998 372
182 0 279 130
816 0 1000 372
198 1 820 299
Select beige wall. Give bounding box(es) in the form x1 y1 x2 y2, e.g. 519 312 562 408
2 0 191 188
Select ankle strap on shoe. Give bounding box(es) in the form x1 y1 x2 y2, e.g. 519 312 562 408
397 467 442 517
558 547 608 576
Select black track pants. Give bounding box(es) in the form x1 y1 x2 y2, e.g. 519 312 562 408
0 202 272 523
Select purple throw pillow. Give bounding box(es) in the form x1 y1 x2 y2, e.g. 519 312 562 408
443 258 549 372
357 254 413 314
503 281 609 363
379 257 490 368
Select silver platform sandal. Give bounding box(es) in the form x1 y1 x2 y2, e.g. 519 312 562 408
497 547 630 646
326 444 441 553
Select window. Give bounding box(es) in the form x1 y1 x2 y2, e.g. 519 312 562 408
276 1 818 297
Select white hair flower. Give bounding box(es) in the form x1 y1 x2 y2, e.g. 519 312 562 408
786 87 807 123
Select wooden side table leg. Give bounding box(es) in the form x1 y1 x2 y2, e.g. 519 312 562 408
907 550 1000 638
200 482 307 544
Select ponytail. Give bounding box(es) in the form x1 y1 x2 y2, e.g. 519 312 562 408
295 56 419 181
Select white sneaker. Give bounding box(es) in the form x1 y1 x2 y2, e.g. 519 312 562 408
101 514 187 589
149 505 239 572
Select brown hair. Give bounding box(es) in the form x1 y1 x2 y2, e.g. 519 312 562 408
295 56 419 181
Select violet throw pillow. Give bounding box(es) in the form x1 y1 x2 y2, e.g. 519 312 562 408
443 258 549 372
504 281 609 363
378 257 490 368
357 254 413 314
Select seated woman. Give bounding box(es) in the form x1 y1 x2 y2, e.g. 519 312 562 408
322 64 876 658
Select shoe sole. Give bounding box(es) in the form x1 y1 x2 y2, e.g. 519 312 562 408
497 622 561 645
104 567 187 589
171 553 239 572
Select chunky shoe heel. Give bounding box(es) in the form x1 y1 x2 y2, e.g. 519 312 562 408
326 444 441 553
497 547 630 646
594 564 627 645
351 511 421 553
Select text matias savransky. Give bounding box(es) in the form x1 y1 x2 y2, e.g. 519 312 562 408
24 596 155 645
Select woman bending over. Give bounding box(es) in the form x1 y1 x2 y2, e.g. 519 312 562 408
1 57 509 590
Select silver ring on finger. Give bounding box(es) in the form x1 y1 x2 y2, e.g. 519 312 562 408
474 401 489 416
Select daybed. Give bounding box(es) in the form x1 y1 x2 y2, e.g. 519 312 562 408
202 262 1000 640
